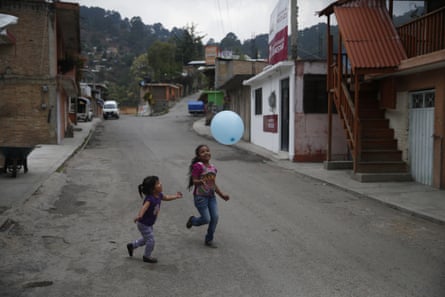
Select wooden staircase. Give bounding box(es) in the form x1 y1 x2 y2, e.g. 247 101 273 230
328 54 411 181
350 86 411 182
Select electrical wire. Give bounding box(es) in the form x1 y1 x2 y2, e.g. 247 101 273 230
215 0 226 39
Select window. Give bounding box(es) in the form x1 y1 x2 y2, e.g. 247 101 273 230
410 90 435 108
254 88 263 115
303 75 329 113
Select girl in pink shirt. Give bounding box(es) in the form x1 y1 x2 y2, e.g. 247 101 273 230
186 144 230 248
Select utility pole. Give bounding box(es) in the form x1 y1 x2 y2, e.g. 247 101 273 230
290 0 298 60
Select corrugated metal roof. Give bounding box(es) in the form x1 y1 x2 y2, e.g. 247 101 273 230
334 6 407 70
319 0 352 16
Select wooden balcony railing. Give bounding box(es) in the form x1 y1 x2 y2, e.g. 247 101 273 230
397 6 445 58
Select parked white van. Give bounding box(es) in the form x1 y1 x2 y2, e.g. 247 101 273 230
103 100 120 119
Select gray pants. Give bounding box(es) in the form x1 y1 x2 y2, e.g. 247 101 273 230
133 222 154 258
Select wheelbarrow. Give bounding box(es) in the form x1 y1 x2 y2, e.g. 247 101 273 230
0 146 35 178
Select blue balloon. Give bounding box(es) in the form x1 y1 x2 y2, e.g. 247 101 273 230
210 111 244 145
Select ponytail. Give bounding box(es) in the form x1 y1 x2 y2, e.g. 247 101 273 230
187 156 200 191
187 144 208 191
138 175 159 198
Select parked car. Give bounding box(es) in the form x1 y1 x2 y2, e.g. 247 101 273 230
103 100 119 119
187 100 205 114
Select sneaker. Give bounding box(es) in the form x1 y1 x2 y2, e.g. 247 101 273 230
205 241 217 248
143 256 158 263
186 216 194 229
127 243 134 257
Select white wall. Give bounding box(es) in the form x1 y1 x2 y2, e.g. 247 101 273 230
80 82 92 97
387 91 410 162
247 62 295 159
245 60 350 161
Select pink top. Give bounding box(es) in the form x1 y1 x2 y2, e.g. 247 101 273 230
192 162 217 197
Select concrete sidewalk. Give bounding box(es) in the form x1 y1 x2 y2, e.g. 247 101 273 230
0 119 98 225
193 118 445 225
1 116 444 227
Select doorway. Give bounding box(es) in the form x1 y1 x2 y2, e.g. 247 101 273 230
409 90 435 186
280 78 290 151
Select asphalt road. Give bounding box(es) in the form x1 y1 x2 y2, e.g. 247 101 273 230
1 96 444 297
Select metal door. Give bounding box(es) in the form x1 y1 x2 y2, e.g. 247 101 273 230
280 78 290 152
409 90 435 185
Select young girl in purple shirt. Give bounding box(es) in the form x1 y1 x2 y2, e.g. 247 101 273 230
186 144 230 247
127 176 182 263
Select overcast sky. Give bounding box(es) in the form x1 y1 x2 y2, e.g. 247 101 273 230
75 0 419 42
75 0 333 42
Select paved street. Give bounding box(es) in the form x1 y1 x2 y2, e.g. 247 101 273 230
1 97 444 297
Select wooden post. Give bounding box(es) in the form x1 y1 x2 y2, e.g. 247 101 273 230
353 73 360 173
327 16 332 161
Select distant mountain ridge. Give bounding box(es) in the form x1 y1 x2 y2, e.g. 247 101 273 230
80 6 330 66
79 6 414 104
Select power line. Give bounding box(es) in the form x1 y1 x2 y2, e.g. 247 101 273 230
215 0 225 39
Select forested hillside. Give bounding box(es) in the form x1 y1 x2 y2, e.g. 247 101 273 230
79 6 412 106
79 6 333 105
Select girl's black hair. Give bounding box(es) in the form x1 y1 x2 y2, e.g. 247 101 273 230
187 144 208 191
138 175 159 198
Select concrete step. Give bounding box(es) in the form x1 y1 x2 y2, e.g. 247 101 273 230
323 160 353 170
351 172 413 182
361 150 402 162
359 109 386 119
362 119 390 129
362 128 394 139
356 161 408 173
362 138 398 150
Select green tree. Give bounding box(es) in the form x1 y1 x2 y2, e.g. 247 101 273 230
220 32 242 55
174 24 204 65
130 53 153 84
127 16 148 53
106 82 127 103
147 41 179 82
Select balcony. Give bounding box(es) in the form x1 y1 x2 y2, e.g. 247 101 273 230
397 6 445 58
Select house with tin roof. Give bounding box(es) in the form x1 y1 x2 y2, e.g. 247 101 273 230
319 0 445 188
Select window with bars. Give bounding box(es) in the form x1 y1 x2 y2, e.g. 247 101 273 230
410 90 435 108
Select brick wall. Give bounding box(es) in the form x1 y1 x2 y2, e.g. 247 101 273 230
0 83 54 146
215 59 268 88
0 1 58 146
0 2 52 76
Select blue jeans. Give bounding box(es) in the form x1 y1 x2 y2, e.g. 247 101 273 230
191 195 218 242
133 223 154 258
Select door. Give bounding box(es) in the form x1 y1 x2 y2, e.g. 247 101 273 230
409 90 435 186
280 78 290 152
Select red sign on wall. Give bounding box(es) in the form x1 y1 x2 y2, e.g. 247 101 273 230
268 0 288 65
263 115 278 133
